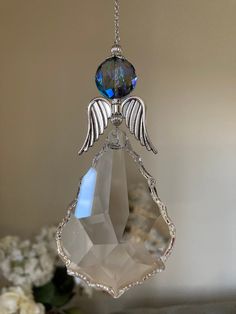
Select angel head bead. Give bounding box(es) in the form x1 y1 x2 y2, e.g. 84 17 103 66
95 56 137 99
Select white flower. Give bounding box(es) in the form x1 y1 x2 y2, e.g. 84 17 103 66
0 286 45 314
0 227 57 288
35 227 57 256
11 249 23 261
0 289 19 313
19 300 44 314
32 243 47 256
0 237 19 253
128 183 153 210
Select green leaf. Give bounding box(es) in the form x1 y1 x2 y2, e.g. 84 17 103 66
33 281 55 310
53 267 75 294
50 290 74 308
33 267 76 309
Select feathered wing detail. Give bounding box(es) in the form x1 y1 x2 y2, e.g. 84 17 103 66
121 96 157 154
78 97 112 155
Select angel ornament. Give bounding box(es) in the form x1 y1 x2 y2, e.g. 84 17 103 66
79 95 157 155
56 0 175 299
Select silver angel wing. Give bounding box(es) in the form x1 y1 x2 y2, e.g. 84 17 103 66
121 96 157 154
78 97 112 155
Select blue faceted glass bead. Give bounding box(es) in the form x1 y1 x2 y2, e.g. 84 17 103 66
95 56 137 99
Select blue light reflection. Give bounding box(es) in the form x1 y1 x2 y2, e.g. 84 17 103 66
75 167 97 219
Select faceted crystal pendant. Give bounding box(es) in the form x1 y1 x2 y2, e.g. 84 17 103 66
95 56 137 99
56 129 175 298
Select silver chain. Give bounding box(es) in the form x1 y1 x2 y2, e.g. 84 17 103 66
114 0 120 46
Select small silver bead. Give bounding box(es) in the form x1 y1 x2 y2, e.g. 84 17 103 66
111 44 123 56
111 113 123 126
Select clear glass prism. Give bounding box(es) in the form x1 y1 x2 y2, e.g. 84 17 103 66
56 129 175 298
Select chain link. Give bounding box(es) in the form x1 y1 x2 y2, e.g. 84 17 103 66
114 0 120 46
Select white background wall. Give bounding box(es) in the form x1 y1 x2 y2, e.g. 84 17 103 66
0 1 236 313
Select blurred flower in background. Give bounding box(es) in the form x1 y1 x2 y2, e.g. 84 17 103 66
128 182 153 209
0 226 90 314
0 227 57 288
0 286 44 314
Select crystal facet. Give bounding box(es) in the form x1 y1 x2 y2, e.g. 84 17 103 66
95 56 137 99
57 129 175 298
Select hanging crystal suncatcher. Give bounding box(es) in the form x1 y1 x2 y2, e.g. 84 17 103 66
56 0 175 298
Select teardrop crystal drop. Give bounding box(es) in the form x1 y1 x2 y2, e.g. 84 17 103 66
56 129 175 298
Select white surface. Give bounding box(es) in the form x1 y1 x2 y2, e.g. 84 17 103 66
112 302 236 314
